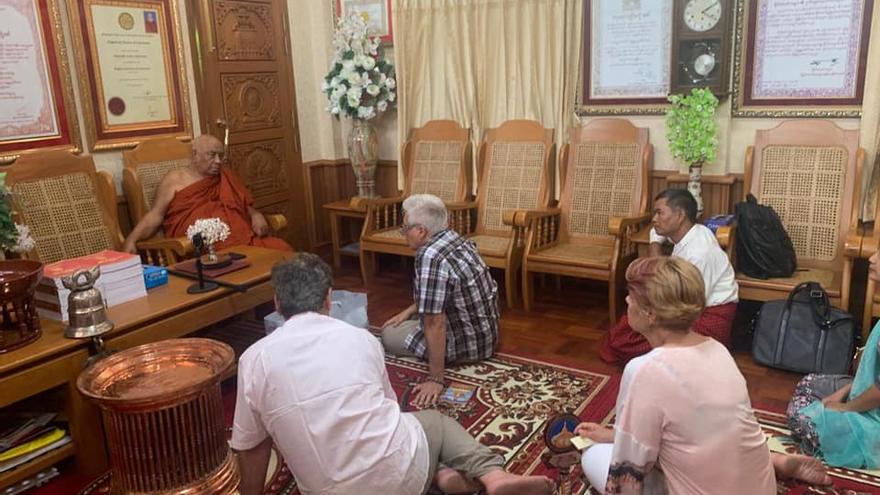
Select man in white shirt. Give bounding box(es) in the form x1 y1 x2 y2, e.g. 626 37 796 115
231 253 553 495
599 189 738 366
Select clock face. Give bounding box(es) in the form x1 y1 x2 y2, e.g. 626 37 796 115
693 53 716 77
684 0 722 32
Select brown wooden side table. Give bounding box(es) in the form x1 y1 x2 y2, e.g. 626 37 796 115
323 199 368 269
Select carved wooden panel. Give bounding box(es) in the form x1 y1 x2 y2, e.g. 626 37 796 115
213 1 274 60
227 140 288 206
222 74 281 132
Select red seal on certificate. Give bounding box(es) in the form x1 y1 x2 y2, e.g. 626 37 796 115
108 97 126 116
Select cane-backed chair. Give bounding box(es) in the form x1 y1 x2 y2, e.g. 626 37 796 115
359 120 473 282
737 120 863 311
122 137 287 265
515 119 652 321
450 119 556 308
4 150 183 265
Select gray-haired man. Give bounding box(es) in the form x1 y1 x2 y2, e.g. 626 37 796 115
381 194 500 407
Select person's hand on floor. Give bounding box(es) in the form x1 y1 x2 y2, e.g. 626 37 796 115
412 381 443 408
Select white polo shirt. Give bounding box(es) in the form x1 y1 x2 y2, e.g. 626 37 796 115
231 312 430 495
650 224 738 306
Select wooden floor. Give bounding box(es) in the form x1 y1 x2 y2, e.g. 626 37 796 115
335 255 804 412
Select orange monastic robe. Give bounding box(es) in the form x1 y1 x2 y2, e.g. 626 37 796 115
163 168 292 251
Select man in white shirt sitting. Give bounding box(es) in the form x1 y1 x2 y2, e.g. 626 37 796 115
599 189 738 366
231 253 553 495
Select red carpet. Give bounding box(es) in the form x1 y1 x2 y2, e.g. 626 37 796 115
71 351 617 495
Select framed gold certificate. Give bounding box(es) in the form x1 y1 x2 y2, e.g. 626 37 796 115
66 0 191 150
0 0 81 163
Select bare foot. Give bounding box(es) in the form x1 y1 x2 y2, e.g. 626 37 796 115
479 469 554 495
772 453 832 486
435 467 481 494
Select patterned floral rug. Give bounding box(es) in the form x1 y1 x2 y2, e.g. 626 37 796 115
757 407 880 495
79 352 618 495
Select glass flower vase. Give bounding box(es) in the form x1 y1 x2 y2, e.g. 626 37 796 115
347 119 378 198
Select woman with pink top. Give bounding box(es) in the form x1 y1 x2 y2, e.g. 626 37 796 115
578 257 829 494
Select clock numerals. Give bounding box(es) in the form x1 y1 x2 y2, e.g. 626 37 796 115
684 0 722 32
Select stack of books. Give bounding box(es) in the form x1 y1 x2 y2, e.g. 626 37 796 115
35 250 147 322
0 414 71 474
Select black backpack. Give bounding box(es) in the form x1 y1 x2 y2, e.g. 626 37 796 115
735 194 797 279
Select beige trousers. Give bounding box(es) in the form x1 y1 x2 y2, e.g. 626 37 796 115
411 409 504 494
381 319 419 357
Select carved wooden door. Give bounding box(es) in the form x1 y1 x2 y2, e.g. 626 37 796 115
187 0 307 249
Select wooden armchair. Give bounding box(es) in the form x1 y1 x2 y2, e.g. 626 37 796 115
3 150 183 265
359 120 473 282
736 120 863 310
515 119 652 321
122 137 287 265
451 120 556 308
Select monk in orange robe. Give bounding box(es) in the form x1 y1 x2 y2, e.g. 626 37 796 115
122 135 292 253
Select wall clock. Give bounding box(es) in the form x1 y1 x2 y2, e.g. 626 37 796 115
670 0 733 97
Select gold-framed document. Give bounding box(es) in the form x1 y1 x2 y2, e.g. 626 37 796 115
732 0 874 118
66 0 191 150
578 0 674 115
0 0 81 163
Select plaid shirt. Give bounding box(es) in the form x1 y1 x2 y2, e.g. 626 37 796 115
404 229 500 362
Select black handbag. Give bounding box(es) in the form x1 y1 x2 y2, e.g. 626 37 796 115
751 282 857 374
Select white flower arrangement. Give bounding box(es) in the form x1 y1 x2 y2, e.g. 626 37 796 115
11 224 35 254
186 218 230 247
322 14 396 120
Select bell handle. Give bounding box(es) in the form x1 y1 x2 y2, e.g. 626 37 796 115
72 267 100 289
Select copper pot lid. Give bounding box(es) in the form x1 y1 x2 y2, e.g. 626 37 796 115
77 338 234 410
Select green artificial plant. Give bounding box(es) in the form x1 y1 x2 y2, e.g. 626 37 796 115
0 173 18 251
665 88 719 168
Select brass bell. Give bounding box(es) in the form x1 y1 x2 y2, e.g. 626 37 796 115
63 267 114 339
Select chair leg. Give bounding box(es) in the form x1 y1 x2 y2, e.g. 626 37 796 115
522 267 534 312
360 250 375 285
608 278 619 324
505 266 518 309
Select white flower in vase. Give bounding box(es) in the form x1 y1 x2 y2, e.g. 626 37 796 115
186 218 231 261
11 224 35 254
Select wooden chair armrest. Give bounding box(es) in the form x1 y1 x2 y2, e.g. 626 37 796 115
136 236 193 266
502 208 562 228
715 225 735 249
266 214 287 232
352 195 404 211
845 232 864 258
608 213 651 236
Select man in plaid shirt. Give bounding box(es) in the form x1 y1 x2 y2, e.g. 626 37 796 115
382 194 500 407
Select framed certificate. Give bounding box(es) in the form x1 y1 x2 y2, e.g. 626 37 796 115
66 0 191 150
0 0 81 163
335 0 392 44
578 0 674 115
732 0 874 117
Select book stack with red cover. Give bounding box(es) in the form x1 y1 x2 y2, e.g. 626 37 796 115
35 250 146 322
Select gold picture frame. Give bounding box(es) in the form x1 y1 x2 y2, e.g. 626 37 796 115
66 0 192 150
0 0 82 164
731 0 873 118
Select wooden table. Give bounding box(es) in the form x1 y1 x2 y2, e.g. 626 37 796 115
0 246 291 488
323 199 367 269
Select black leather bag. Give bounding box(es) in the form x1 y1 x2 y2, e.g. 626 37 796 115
751 282 856 374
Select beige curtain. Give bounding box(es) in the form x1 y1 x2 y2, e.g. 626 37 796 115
393 0 582 192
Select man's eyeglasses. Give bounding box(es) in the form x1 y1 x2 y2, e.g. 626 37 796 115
399 223 422 235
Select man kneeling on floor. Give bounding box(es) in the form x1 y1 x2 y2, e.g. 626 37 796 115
232 253 552 495
599 188 738 366
382 194 500 407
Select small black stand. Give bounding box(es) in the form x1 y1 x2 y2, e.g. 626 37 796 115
187 233 218 294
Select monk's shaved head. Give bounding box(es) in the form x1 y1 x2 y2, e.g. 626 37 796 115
191 134 225 177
